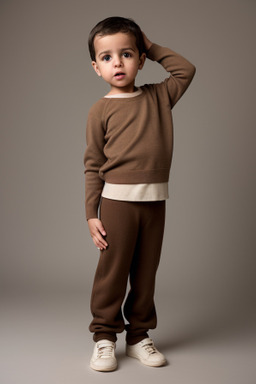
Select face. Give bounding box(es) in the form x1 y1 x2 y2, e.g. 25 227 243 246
92 32 146 95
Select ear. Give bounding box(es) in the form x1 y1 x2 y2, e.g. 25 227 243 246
92 61 102 77
138 53 146 70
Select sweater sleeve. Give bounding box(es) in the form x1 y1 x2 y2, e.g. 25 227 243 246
83 102 107 220
147 43 196 108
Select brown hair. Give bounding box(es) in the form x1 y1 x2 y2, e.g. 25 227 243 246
88 16 146 61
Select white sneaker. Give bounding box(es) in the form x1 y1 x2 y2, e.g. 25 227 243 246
126 338 166 367
90 339 117 372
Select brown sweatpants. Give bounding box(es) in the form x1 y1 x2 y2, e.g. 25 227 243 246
89 198 166 345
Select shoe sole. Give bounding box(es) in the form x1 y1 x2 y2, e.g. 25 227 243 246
90 360 117 372
126 350 166 367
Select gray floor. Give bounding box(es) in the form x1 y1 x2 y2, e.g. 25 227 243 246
1 293 255 384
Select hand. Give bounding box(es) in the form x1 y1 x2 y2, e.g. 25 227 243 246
142 32 153 51
88 218 108 251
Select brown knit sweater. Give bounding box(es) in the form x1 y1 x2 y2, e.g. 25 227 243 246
84 43 196 219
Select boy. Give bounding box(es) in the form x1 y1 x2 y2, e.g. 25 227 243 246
84 16 195 372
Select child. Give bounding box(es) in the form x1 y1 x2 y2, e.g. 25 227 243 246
84 16 195 372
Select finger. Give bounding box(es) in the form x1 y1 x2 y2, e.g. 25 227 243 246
93 238 103 250
97 222 107 237
95 227 108 246
94 235 108 249
95 242 105 251
97 235 108 249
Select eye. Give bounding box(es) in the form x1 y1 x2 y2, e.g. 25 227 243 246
102 55 111 62
123 52 132 58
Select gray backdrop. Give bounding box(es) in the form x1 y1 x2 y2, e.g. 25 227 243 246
1 0 255 314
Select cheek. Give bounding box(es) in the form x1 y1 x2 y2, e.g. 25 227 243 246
101 68 110 78
128 62 139 73
132 64 140 74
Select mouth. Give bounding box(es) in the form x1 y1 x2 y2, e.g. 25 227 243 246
114 72 125 79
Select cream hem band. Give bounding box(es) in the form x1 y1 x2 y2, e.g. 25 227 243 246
101 182 169 202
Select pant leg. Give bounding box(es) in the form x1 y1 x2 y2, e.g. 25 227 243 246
89 198 140 342
124 201 166 345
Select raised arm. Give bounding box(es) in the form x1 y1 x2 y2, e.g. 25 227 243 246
142 33 196 108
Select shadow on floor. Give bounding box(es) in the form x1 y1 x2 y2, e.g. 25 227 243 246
154 304 254 353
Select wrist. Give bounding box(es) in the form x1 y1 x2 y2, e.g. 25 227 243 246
145 40 153 52
142 32 153 52
145 42 154 57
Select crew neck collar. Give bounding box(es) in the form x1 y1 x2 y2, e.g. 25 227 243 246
104 87 142 99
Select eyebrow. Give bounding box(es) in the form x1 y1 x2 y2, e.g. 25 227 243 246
98 47 136 57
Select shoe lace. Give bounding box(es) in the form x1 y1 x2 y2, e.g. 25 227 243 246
97 345 114 358
143 342 157 355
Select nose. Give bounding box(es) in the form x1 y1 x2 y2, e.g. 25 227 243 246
113 55 122 67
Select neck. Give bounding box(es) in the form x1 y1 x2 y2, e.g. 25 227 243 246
107 85 136 96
